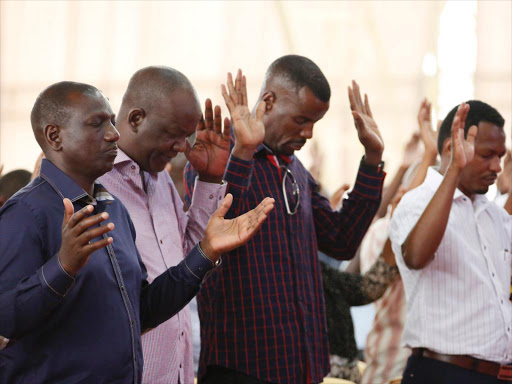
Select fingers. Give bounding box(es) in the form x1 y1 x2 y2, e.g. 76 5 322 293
226 72 238 105
223 117 231 138
83 236 113 254
213 105 222 134
78 222 115 245
221 84 235 113
254 100 266 122
65 204 94 230
352 80 363 112
242 75 248 106
235 69 244 106
204 99 213 131
347 86 356 111
70 211 110 237
364 93 373 118
351 111 363 131
62 198 75 230
214 193 234 218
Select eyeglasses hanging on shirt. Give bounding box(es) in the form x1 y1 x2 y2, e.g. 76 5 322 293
280 165 300 215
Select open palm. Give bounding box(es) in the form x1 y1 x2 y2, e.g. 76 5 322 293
451 103 477 170
186 99 230 182
222 70 265 153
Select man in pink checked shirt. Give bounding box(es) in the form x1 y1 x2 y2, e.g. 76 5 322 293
99 66 231 384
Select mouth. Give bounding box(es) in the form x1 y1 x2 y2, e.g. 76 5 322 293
105 146 118 157
482 175 497 185
287 141 307 151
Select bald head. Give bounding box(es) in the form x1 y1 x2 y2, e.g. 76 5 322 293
120 66 195 116
30 81 101 151
261 55 331 102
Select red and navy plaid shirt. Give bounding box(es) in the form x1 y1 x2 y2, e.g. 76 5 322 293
185 144 385 384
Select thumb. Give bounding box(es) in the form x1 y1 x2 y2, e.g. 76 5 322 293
214 193 233 218
254 100 266 122
62 198 74 229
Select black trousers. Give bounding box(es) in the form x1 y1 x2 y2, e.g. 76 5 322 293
199 365 273 384
401 354 508 384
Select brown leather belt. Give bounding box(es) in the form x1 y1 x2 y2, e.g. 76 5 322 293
412 348 512 381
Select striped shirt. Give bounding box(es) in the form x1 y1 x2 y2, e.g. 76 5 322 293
359 213 410 384
390 167 512 363
185 144 385 383
99 150 226 384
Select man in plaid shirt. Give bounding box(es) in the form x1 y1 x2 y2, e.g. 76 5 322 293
186 55 386 384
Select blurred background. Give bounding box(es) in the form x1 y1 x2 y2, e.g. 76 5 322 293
1 0 510 193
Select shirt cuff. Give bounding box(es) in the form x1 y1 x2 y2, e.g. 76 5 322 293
37 254 76 297
183 244 218 281
223 154 253 193
351 162 386 200
191 177 227 210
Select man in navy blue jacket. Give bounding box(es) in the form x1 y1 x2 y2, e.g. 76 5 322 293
0 81 274 383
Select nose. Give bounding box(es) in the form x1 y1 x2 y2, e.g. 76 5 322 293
300 124 314 140
172 137 187 153
105 123 120 142
490 155 502 173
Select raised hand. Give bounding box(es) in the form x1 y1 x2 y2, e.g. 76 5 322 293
222 69 266 161
417 98 438 156
348 80 384 166
58 198 114 276
497 149 512 194
186 99 230 183
199 193 275 261
450 102 477 171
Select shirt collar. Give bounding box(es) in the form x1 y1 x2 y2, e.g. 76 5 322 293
39 158 114 204
425 166 490 205
256 143 294 165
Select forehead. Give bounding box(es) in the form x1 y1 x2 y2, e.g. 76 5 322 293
153 88 201 126
282 86 329 117
69 91 113 118
475 121 506 150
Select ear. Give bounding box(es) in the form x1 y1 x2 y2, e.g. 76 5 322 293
442 138 451 157
128 108 145 133
44 124 62 151
261 91 275 113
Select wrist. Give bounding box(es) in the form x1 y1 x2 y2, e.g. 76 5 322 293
363 151 383 167
197 174 223 184
232 145 256 161
199 239 221 263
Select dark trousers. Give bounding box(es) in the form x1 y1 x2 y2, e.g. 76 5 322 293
401 354 507 384
200 365 273 384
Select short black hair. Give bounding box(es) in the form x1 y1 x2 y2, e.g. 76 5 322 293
30 81 100 149
438 100 505 154
0 169 31 199
265 55 331 102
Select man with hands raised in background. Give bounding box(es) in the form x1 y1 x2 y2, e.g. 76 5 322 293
390 101 512 384
98 66 231 384
0 81 274 384
186 55 386 384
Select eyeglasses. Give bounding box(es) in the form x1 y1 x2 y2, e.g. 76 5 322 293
280 165 300 215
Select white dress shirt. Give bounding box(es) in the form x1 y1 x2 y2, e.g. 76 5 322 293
390 167 512 364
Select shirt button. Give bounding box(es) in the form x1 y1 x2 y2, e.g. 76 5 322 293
209 194 214 199
181 331 184 336
179 363 182 368
131 165 136 170
120 285 125 291
160 239 163 244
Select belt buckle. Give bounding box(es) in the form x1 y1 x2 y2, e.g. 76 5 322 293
498 364 512 381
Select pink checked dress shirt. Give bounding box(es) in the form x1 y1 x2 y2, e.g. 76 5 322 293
99 150 226 384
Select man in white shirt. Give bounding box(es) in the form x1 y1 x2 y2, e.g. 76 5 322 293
390 100 512 384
